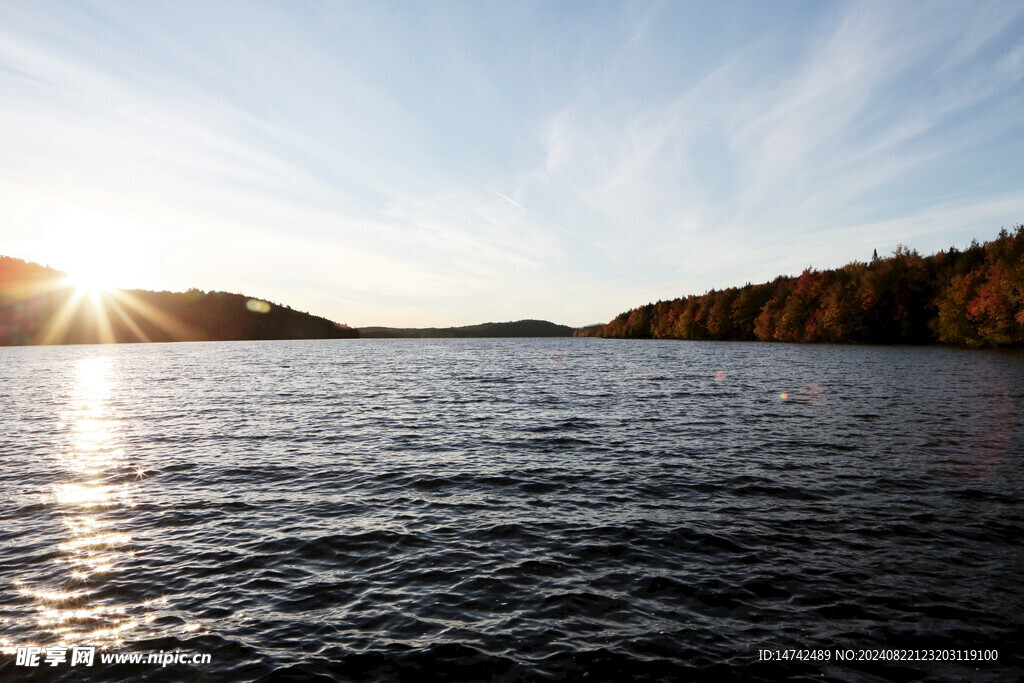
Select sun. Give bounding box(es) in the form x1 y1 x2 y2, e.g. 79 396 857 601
64 265 121 298
22 206 186 345
41 206 161 296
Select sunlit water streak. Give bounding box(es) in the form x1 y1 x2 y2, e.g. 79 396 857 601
0 339 1022 681
2 355 184 657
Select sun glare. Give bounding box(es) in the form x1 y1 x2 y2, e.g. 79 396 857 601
41 205 161 296
64 267 119 297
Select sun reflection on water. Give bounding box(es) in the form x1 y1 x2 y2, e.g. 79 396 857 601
7 356 164 652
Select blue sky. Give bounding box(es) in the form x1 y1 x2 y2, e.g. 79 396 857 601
2 1 1023 327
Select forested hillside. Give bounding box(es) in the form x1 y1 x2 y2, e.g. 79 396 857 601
577 226 1024 347
359 319 573 338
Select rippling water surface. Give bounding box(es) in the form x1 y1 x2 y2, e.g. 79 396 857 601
1 338 1022 681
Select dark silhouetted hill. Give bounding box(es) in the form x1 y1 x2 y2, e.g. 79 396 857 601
359 319 573 338
0 256 357 345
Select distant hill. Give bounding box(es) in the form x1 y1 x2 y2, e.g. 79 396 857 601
0 256 357 345
576 225 1024 347
359 319 574 338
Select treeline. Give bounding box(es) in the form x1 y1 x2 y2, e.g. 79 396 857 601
359 319 573 338
0 256 357 345
576 226 1024 347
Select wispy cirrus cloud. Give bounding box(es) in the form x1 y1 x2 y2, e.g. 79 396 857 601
522 1 1024 304
1 1 1022 326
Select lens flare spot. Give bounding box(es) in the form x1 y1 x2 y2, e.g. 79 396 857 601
246 299 271 313
801 382 825 403
780 393 789 400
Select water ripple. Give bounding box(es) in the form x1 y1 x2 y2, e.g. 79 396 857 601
0 339 1022 680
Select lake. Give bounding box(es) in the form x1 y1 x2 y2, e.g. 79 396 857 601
1 338 1022 680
